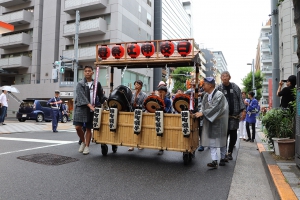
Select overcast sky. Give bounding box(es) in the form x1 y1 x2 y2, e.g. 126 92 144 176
192 0 271 87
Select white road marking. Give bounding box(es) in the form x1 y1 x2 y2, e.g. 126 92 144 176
0 137 77 144
0 143 75 156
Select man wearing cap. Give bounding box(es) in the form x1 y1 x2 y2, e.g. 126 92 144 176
277 75 296 109
128 80 148 151
216 71 245 161
47 90 62 132
194 77 229 168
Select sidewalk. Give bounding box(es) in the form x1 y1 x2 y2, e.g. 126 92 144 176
229 125 300 200
0 119 74 134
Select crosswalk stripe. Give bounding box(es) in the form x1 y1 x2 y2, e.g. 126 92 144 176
0 137 77 144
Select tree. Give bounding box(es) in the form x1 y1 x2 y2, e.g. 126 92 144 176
171 67 194 93
279 0 300 63
241 70 263 101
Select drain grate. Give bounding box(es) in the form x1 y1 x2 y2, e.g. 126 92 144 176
17 153 79 166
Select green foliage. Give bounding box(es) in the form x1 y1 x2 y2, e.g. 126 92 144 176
171 67 194 93
241 70 263 101
262 108 294 146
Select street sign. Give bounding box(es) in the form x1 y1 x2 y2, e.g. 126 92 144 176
52 69 57 79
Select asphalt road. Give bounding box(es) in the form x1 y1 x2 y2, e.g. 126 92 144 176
0 128 238 200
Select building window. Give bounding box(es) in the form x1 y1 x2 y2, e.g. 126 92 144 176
147 13 151 27
147 0 152 7
293 36 298 53
121 71 150 92
139 5 141 12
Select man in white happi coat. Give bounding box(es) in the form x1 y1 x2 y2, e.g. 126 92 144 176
194 77 229 169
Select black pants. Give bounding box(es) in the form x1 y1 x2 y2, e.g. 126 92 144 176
246 122 255 140
227 129 237 154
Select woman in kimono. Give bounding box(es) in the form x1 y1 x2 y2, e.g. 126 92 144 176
194 77 229 169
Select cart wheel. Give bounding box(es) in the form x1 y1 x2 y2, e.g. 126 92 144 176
101 144 108 156
183 153 189 165
112 145 118 153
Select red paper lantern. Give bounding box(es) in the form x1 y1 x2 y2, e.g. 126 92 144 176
141 42 155 58
112 44 125 59
177 41 192 57
127 43 140 58
160 41 175 57
98 45 111 60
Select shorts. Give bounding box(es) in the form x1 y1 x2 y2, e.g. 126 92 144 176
73 112 94 129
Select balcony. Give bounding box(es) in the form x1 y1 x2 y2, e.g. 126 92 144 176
64 0 107 14
63 18 107 37
62 46 95 61
0 33 31 49
261 44 270 52
0 56 31 69
262 91 269 96
0 10 33 26
261 55 272 63
0 0 31 7
261 32 269 41
261 67 272 74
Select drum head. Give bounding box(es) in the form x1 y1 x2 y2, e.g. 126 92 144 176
108 99 123 111
174 99 189 113
145 101 162 113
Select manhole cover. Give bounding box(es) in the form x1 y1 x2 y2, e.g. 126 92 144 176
17 153 79 166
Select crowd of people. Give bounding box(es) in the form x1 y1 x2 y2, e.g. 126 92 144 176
69 66 296 170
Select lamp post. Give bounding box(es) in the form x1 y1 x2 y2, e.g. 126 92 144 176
247 59 256 96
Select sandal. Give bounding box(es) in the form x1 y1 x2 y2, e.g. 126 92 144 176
128 147 134 151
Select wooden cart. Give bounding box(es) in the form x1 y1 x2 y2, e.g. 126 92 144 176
93 39 206 164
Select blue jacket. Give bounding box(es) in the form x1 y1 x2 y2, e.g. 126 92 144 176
245 98 258 124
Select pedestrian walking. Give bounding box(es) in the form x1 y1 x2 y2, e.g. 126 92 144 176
194 77 229 168
47 90 62 132
73 66 107 155
245 91 259 142
216 71 245 160
128 80 148 151
0 89 8 125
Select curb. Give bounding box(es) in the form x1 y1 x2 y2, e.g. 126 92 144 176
258 142 297 200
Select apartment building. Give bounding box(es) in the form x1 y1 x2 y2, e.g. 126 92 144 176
0 0 154 116
0 0 195 116
260 19 272 108
212 51 228 73
278 0 298 78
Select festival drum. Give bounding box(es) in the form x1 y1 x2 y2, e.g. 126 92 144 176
143 95 165 113
172 94 190 113
108 85 133 111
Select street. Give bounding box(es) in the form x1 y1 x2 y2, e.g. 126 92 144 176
0 121 237 200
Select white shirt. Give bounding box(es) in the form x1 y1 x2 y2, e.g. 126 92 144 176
87 81 94 105
208 89 215 103
0 93 8 107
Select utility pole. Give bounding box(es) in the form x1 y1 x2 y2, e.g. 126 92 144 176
252 59 256 96
72 10 80 119
271 0 280 108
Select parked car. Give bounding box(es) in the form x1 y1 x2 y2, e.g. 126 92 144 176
16 100 68 123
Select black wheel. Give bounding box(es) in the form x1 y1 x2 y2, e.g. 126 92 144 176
61 115 68 123
112 145 118 153
101 144 108 156
183 153 189 165
36 114 44 122
18 119 25 122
